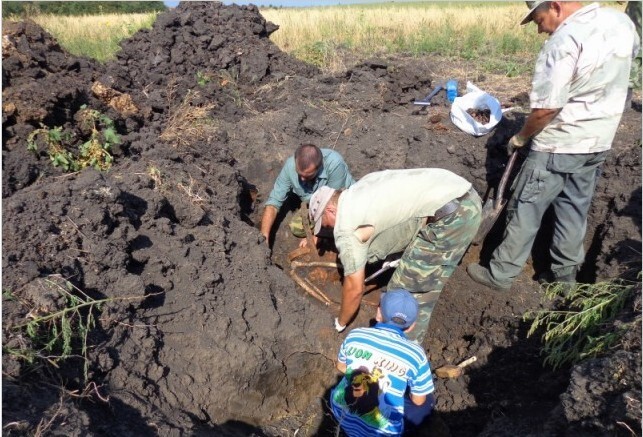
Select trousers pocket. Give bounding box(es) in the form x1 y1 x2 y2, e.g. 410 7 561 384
518 169 547 203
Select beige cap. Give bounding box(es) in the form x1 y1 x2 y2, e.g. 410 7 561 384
308 186 336 235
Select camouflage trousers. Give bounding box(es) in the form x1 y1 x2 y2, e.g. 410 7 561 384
289 213 308 238
387 189 482 344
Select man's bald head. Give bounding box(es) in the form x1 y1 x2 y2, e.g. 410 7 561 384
295 144 323 173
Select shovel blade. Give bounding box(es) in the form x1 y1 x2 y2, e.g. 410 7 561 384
434 365 463 379
472 199 506 246
471 151 519 246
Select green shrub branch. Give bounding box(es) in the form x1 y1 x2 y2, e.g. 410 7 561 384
7 277 151 382
525 278 639 370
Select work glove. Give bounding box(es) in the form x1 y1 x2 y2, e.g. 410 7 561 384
506 134 528 156
334 317 347 333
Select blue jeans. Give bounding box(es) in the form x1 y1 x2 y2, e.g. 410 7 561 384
489 150 607 284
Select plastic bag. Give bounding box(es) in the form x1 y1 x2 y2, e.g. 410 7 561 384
449 81 502 137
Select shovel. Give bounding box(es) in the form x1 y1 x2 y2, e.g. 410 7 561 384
472 150 518 246
434 356 477 378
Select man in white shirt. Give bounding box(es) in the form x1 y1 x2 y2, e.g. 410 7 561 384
467 1 640 290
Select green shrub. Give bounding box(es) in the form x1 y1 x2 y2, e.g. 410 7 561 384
525 278 639 370
5 276 151 382
27 105 119 172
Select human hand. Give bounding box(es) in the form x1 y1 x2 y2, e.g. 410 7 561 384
506 134 528 156
298 235 318 249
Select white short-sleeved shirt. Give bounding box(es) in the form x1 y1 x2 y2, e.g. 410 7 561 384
530 3 640 154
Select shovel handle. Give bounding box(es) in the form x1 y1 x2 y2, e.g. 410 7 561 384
415 83 444 105
425 83 444 101
493 151 518 210
457 356 477 368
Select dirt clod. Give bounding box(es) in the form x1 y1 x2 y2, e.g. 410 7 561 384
467 107 491 124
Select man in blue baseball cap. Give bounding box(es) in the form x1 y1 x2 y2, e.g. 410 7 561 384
330 289 435 436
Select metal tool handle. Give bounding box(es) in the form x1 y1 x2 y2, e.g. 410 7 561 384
493 150 518 210
423 84 443 101
364 258 401 283
413 83 444 106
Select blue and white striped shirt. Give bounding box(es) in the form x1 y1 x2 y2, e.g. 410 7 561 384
330 323 434 436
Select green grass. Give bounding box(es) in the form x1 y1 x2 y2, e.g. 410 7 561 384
263 2 545 74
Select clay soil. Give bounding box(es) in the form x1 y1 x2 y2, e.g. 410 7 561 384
2 3 641 436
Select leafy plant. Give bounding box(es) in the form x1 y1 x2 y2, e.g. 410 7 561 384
196 70 212 87
7 276 150 382
525 278 639 370
26 105 120 172
77 105 118 170
27 126 79 171
3 288 16 301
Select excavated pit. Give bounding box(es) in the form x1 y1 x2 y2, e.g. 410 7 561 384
2 3 641 436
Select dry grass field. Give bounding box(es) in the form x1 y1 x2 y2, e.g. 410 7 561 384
26 12 158 62
261 2 546 74
20 2 628 73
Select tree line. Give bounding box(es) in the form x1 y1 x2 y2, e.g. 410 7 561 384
2 1 167 18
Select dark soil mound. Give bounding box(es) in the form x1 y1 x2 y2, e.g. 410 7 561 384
3 3 641 436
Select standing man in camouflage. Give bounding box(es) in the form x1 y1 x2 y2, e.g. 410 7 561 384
467 1 640 290
308 169 481 344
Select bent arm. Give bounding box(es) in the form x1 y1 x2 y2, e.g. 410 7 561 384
518 108 560 140
265 160 295 211
326 158 356 189
336 361 347 374
260 205 278 244
338 269 365 327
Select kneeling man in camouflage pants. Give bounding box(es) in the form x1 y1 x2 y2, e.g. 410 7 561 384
309 168 481 344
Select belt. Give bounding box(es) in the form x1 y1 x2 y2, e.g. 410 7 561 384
427 189 472 223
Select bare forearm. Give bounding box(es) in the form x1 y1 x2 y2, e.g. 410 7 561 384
260 206 278 243
518 108 560 140
338 272 365 326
